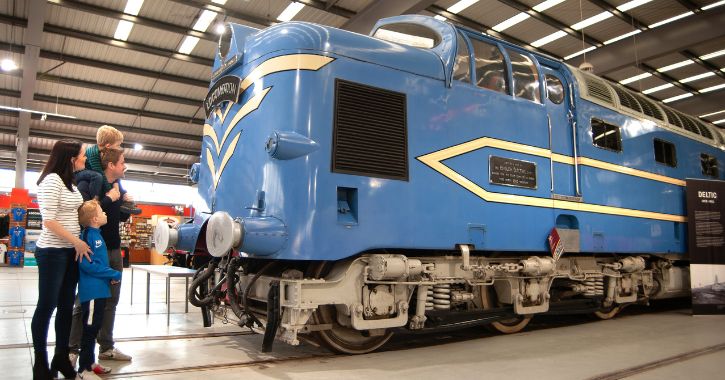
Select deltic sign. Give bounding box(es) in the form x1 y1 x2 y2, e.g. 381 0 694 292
204 75 241 118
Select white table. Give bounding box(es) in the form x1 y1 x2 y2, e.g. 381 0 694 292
130 264 197 326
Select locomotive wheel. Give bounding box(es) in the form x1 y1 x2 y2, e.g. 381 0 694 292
307 261 393 354
480 285 532 334
593 304 621 320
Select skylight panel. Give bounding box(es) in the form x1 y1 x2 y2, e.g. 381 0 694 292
447 0 479 14
532 0 566 12
531 30 567 47
658 60 693 73
114 0 144 41
680 72 715 83
492 13 530 32
702 0 725 10
642 83 673 94
620 73 652 85
564 46 596 60
662 93 693 103
434 15 446 21
649 12 693 28
701 110 725 118
700 83 725 93
714 118 725 125
178 36 200 55
571 11 613 30
124 0 144 15
616 0 654 12
701 50 725 60
604 30 641 45
278 2 305 22
193 10 217 32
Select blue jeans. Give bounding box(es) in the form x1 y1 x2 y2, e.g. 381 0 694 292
31 247 78 356
74 169 104 200
79 298 106 372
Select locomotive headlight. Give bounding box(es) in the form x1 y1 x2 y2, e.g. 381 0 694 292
153 220 178 253
205 211 242 257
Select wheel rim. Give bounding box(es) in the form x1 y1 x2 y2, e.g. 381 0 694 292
308 262 393 354
593 304 620 320
480 285 531 334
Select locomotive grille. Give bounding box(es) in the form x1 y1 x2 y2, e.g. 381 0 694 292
612 86 642 114
332 79 408 181
584 77 614 105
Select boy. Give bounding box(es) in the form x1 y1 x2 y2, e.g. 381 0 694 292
75 125 140 214
76 200 122 380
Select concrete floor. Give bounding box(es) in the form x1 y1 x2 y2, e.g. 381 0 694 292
3 266 725 379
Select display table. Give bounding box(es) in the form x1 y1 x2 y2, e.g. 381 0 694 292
129 264 197 326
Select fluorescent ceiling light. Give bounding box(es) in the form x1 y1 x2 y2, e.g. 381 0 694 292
564 46 597 60
642 83 673 94
531 30 567 47
493 13 530 32
658 60 693 72
649 12 693 28
662 93 693 103
532 0 566 12
277 2 304 22
433 15 446 21
114 20 134 41
700 83 725 93
124 0 144 16
447 0 478 14
0 104 76 119
680 72 715 83
620 73 652 85
702 0 725 10
616 0 653 12
700 50 725 60
1 58 18 71
701 110 725 118
604 30 641 45
571 11 613 30
134 143 143 151
193 10 217 32
178 36 200 55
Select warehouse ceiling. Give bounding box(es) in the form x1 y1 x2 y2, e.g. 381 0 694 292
0 0 723 185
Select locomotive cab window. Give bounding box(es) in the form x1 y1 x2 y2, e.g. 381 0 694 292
545 74 564 104
452 33 471 83
591 119 622 152
372 23 441 49
470 38 507 94
653 139 677 167
506 49 541 103
701 153 719 178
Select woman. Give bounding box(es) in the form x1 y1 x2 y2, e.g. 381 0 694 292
31 139 92 380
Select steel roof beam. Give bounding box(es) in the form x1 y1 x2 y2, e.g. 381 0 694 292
47 0 216 42
342 0 438 34
675 0 702 13
587 0 648 31
0 109 202 140
567 7 725 75
165 0 274 28
0 43 209 88
0 88 204 125
681 50 725 81
0 13 213 67
425 5 556 57
639 63 699 94
496 0 602 47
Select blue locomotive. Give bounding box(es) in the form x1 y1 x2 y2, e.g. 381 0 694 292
153 15 725 353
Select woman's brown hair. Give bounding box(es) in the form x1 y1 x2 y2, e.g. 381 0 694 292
37 139 83 191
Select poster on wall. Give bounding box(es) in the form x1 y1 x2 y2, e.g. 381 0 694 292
686 179 725 315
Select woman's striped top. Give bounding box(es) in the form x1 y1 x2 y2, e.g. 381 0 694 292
37 173 83 248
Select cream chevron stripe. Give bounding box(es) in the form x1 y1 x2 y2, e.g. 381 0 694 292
221 87 271 150
214 133 241 188
205 148 216 184
239 54 334 93
203 124 221 154
417 136 686 222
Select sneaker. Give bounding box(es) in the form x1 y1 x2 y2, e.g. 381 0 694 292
92 363 111 375
76 370 102 380
98 347 132 361
120 201 142 215
69 352 79 368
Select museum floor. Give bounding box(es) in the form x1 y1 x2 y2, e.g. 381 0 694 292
3 266 725 380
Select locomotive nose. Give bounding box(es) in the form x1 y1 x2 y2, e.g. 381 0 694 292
205 211 288 257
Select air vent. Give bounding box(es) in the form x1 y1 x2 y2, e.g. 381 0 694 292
332 79 408 181
662 107 683 129
612 86 641 113
584 77 614 105
690 116 714 140
633 93 664 121
676 110 701 134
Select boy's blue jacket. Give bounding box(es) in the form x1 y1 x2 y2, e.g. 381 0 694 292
78 227 121 303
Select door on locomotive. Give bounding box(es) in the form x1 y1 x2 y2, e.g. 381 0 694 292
541 64 578 199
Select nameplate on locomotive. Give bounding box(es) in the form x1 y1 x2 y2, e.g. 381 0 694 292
489 156 537 189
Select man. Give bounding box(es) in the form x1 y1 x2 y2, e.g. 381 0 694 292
70 148 132 365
